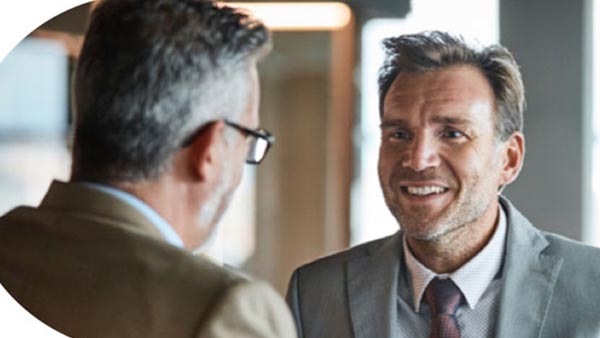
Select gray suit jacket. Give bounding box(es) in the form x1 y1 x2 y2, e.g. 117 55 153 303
287 197 600 338
0 181 296 338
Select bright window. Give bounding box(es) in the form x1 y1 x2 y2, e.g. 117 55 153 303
586 0 600 245
0 37 70 214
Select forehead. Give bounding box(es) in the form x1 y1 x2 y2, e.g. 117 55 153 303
383 65 495 122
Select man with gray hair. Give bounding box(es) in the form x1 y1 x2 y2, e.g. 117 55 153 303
287 31 600 338
0 0 296 337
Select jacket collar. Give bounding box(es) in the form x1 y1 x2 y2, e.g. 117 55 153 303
347 231 402 338
40 180 165 242
345 196 563 338
495 196 563 338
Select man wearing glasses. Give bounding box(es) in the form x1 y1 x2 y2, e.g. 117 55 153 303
0 0 295 337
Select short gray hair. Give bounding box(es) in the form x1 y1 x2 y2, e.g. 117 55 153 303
378 31 525 141
72 0 271 182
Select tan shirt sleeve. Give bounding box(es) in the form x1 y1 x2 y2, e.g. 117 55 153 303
197 280 298 338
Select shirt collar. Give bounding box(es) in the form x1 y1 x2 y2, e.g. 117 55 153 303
403 205 507 312
83 182 184 248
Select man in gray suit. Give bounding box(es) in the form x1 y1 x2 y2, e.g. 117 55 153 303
286 31 600 338
0 0 296 337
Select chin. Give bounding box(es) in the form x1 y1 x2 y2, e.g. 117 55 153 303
402 223 450 241
396 208 460 240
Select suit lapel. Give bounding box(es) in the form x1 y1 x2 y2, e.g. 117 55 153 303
347 233 402 338
495 197 563 338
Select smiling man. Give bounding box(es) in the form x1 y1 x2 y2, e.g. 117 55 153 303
286 31 600 338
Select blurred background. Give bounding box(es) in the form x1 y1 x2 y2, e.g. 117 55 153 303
0 0 598 294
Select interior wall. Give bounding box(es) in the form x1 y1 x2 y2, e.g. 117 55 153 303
245 28 355 293
40 2 90 34
246 31 332 292
500 0 586 240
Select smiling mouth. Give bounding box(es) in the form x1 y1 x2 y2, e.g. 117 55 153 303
401 185 449 196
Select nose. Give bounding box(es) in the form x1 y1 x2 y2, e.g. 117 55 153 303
401 131 440 171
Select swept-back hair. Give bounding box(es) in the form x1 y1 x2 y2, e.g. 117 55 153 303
378 31 525 140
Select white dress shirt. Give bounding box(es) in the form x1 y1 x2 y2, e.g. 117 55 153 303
84 182 184 248
396 206 507 338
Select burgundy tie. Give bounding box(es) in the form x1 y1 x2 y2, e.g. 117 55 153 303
424 278 463 338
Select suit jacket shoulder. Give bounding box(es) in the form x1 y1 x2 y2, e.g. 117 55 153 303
287 233 401 338
543 231 600 264
496 196 600 338
292 233 398 278
0 181 296 338
200 280 297 338
538 232 600 336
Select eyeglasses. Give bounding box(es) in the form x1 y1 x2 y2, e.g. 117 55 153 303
224 120 274 164
181 120 275 165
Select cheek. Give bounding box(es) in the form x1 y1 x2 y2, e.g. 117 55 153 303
231 151 245 185
444 145 488 178
453 145 504 186
378 147 395 177
234 165 244 187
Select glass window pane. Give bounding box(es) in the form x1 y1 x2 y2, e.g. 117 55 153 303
587 0 600 245
0 37 70 214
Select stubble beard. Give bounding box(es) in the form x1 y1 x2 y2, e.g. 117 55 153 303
384 172 493 243
198 169 234 246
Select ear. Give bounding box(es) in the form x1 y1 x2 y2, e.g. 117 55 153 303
188 121 226 182
498 132 525 187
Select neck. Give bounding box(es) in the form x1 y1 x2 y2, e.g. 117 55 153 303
406 203 500 274
112 178 211 250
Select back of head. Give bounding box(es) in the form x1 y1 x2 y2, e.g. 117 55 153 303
72 0 271 183
378 31 525 141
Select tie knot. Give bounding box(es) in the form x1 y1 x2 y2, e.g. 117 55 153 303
424 278 463 316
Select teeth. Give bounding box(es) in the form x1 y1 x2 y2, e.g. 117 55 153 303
406 186 446 196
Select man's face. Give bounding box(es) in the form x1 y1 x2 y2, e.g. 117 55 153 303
225 65 260 185
206 64 260 227
378 65 512 241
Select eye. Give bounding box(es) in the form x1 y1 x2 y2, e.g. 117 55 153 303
440 128 465 139
390 129 412 140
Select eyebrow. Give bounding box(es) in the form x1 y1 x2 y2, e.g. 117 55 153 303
430 116 473 125
380 116 473 128
380 120 407 128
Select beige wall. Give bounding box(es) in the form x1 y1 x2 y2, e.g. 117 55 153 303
246 29 355 293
